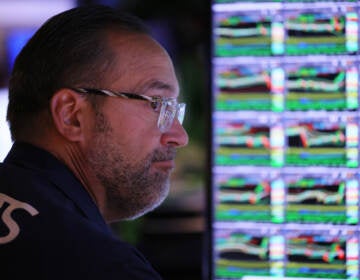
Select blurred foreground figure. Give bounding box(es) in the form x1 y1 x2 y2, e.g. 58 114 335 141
0 5 188 279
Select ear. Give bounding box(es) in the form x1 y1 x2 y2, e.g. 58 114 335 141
50 88 87 142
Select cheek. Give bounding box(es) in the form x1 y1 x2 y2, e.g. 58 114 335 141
104 102 162 158
81 112 102 152
112 122 161 160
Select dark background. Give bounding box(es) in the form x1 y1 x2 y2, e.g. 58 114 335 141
77 1 211 280
0 1 210 279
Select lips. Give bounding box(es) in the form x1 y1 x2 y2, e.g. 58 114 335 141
151 157 176 175
150 148 177 173
152 148 177 162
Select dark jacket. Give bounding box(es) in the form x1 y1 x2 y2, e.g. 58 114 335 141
0 142 161 279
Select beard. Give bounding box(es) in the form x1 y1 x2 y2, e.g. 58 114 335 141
87 111 175 221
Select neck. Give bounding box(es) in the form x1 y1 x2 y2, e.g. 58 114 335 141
30 136 108 221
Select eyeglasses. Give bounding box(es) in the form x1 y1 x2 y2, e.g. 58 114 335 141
70 87 185 133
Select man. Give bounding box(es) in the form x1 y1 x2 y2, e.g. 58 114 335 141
0 5 188 279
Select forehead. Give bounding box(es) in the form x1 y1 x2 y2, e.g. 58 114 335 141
105 32 179 97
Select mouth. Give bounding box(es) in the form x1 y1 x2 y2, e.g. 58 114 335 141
152 159 175 172
150 148 177 172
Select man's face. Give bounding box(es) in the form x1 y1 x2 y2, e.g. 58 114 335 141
85 33 188 221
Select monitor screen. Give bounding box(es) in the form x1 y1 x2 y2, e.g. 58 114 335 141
209 1 360 279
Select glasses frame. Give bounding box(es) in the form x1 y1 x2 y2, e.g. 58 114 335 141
70 87 185 133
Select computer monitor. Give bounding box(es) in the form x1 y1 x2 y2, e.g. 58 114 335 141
209 1 360 279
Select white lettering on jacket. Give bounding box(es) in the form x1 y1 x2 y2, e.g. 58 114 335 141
0 193 39 244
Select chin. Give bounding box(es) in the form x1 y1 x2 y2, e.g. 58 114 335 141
125 186 170 221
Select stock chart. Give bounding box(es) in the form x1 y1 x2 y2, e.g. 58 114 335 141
210 0 360 279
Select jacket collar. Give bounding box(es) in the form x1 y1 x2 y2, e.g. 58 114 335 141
4 141 109 232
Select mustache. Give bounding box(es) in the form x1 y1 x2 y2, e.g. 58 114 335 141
151 147 177 162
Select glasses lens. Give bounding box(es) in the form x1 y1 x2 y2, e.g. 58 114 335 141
157 101 186 133
158 102 176 132
177 103 185 125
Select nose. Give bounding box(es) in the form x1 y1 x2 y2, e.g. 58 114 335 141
160 119 189 147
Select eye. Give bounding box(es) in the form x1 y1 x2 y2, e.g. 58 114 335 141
150 99 162 112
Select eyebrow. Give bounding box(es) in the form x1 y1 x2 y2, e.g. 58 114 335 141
141 79 176 94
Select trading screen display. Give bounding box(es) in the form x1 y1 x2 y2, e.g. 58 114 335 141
210 1 360 279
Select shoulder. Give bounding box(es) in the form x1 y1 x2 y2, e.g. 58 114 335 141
0 159 77 217
1 211 162 279
0 163 162 280
75 233 163 279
